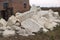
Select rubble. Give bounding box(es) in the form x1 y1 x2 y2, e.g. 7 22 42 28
21 18 41 32
17 28 35 36
7 15 19 26
0 5 60 37
0 18 7 27
2 30 15 37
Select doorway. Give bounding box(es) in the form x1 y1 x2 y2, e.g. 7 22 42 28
1 10 8 21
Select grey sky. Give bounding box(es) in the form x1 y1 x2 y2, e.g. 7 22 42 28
29 0 60 7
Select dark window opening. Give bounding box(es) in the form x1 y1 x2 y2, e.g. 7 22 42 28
3 3 9 9
24 2 27 8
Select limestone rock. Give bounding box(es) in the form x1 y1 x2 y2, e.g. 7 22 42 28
3 30 15 37
0 18 7 27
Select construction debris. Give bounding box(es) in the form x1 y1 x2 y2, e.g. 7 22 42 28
2 30 15 37
0 5 60 37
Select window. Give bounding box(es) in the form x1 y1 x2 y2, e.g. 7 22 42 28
3 3 9 9
24 2 27 8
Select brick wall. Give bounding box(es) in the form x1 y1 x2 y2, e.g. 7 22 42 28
11 0 30 14
0 0 30 14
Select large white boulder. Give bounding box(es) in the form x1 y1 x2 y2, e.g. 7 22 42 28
44 21 57 30
17 28 34 36
16 12 34 22
7 15 19 26
30 5 41 12
21 18 41 32
0 18 7 27
2 30 15 37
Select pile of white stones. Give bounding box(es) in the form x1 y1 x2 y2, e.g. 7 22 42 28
0 5 60 37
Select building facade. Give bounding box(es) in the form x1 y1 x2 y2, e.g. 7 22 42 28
0 0 30 13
